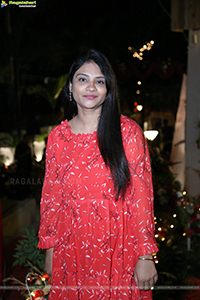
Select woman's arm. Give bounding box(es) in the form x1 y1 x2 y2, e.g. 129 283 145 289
123 119 158 289
38 129 62 250
44 247 54 277
134 255 158 290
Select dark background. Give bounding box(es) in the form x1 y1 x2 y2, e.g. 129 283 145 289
0 0 188 135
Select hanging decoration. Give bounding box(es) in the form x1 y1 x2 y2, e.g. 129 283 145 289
112 60 185 81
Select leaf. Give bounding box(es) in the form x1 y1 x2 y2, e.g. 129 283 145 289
13 254 20 258
25 227 30 236
12 260 19 267
31 226 36 236
22 234 28 238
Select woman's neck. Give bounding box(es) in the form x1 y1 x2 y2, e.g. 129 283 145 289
68 111 100 134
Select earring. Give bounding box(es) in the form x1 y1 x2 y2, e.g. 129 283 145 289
69 91 72 102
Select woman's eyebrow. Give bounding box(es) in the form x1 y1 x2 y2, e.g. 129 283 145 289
76 73 89 77
76 73 105 79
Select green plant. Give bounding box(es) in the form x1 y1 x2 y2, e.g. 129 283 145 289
13 227 45 271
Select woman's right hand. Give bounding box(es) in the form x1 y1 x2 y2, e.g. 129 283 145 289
44 247 54 277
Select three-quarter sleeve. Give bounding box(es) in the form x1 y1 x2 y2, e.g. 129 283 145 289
38 129 62 249
124 121 158 256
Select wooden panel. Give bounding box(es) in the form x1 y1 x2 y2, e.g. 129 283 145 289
171 0 200 31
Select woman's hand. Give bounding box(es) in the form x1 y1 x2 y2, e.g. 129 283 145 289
44 247 54 277
134 255 158 290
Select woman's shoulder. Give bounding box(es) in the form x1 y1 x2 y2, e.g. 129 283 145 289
120 114 144 140
47 119 70 142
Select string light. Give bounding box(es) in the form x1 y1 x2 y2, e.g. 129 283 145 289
137 81 141 85
173 214 177 218
136 104 143 112
128 40 154 60
154 259 159 264
153 254 159 264
183 191 187 196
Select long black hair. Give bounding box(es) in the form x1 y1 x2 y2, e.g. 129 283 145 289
63 49 130 200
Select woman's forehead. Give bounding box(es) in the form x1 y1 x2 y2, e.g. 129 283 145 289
74 61 104 77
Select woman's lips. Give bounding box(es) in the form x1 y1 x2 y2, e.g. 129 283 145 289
83 95 97 99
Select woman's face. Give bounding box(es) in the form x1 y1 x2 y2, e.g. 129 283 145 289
70 61 107 113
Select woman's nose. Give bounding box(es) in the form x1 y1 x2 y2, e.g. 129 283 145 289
86 80 96 91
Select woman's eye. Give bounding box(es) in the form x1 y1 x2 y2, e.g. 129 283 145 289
96 80 105 85
79 78 86 82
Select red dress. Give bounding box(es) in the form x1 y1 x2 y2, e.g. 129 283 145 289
38 115 158 300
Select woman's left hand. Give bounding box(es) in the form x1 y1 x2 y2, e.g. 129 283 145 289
134 255 158 290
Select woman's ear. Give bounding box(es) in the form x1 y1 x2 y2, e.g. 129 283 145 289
69 82 72 92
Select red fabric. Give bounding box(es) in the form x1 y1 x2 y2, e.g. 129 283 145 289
38 115 158 299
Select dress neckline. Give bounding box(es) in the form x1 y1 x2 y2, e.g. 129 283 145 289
61 119 97 142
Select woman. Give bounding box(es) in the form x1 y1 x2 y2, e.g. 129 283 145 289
38 49 158 299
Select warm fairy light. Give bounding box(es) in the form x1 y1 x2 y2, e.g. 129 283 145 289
129 40 154 60
144 130 159 141
158 227 162 231
183 232 186 236
183 191 187 195
136 105 143 111
173 214 177 218
136 90 140 94
154 217 156 220
137 81 141 85
153 254 159 264
155 234 158 238
170 224 174 229
161 237 165 241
